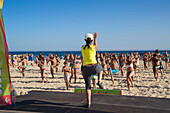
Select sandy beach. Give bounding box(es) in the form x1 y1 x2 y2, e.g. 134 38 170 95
10 59 170 98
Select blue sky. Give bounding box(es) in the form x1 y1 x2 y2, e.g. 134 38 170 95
2 0 170 51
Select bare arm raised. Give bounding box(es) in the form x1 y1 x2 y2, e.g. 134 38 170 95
93 32 97 51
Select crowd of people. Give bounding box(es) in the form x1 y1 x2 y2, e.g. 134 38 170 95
9 49 170 91
8 31 170 108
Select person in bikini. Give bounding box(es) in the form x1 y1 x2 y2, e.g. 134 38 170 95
49 54 56 78
106 57 111 76
62 61 71 90
25 54 29 66
143 52 148 70
55 53 60 72
46 54 50 65
17 55 27 77
133 53 140 74
69 54 79 83
69 53 74 68
125 56 134 91
96 52 100 63
104 52 108 60
37 55 48 83
164 51 170 69
148 51 152 66
100 52 107 79
118 53 125 76
64 53 69 62
68 53 74 82
150 54 162 81
30 53 34 66
108 52 112 59
108 56 118 86
154 49 163 77
10 54 15 67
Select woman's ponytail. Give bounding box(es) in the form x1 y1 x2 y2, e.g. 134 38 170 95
84 38 92 49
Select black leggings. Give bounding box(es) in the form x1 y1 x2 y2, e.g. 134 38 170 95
82 63 103 90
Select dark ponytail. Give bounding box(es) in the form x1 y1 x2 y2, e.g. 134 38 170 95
83 38 92 49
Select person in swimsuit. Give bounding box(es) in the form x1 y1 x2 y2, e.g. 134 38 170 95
106 57 111 76
143 52 148 70
30 53 33 61
69 54 79 83
133 53 140 74
49 54 56 78
25 54 29 66
104 52 108 60
150 54 162 81
38 56 48 83
130 52 134 59
69 53 74 68
125 56 134 91
46 54 50 65
100 52 106 79
34 55 38 65
118 53 125 76
96 52 100 63
64 53 69 61
147 51 152 66
109 57 118 86
16 55 20 66
108 52 112 59
30 53 34 66
164 51 169 69
17 55 27 77
62 61 71 90
10 54 15 67
55 53 60 72
81 32 103 108
154 49 164 77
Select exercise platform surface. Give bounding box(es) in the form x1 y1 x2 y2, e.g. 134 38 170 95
0 91 170 113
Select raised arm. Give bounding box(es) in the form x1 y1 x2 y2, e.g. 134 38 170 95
93 32 97 51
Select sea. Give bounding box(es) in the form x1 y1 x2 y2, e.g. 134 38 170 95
9 50 170 59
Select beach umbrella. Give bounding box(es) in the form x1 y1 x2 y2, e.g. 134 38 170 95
0 0 12 106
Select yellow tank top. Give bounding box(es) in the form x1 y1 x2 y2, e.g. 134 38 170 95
81 45 97 66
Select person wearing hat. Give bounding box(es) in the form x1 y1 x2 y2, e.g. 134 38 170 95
81 32 104 108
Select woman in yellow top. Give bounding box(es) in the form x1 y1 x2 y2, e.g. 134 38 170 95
81 32 103 108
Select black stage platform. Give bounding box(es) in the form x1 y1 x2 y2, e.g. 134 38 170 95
0 91 170 113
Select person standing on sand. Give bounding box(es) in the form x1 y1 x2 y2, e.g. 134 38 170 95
125 56 134 91
81 32 103 108
64 53 69 61
69 54 79 83
133 53 140 74
118 53 125 76
37 56 48 83
49 54 56 78
100 52 107 79
109 56 118 86
62 61 71 90
143 52 148 70
55 53 60 72
46 55 50 65
164 51 170 69
154 49 163 77
17 55 27 77
10 54 15 67
150 54 162 81
148 51 152 66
